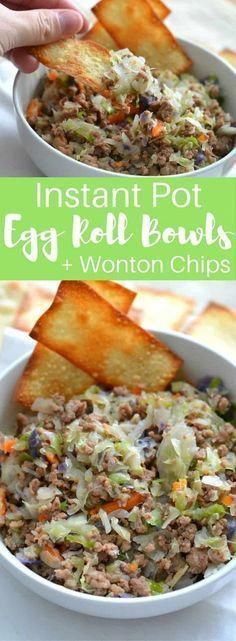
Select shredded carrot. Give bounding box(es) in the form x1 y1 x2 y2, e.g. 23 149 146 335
108 111 127 124
221 494 234 507
43 543 62 560
108 105 140 125
172 479 187 492
25 98 42 120
114 161 124 168
0 487 6 516
101 89 111 98
152 122 164 138
47 70 58 81
2 438 17 454
130 386 142 395
45 451 58 465
127 561 138 573
90 491 146 516
38 511 48 522
198 133 208 143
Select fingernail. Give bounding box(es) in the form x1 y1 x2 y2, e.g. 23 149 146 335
58 10 84 35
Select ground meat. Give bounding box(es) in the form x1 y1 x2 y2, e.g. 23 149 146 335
94 541 119 560
113 387 129 397
61 399 87 424
151 100 174 122
186 548 208 574
85 569 111 592
130 576 150 597
118 402 135 421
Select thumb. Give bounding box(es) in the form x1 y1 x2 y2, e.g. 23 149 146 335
1 7 85 55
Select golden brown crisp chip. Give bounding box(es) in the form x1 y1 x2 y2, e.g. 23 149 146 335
16 281 135 406
29 38 111 91
147 0 170 20
13 287 54 333
83 21 118 50
129 289 194 330
220 49 236 69
30 281 182 392
186 303 236 364
16 344 93 407
94 0 191 74
86 281 136 312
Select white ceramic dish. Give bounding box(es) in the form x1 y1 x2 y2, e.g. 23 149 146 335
0 330 235 618
13 39 236 178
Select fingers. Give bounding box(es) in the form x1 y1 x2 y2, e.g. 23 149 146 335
7 48 39 72
1 6 88 55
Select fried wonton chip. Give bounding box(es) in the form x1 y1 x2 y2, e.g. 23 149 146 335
29 38 111 91
13 287 54 333
86 281 136 312
129 289 194 331
83 21 118 50
16 344 93 407
30 281 182 392
16 281 135 406
220 49 236 69
94 0 191 74
147 0 170 20
186 303 236 364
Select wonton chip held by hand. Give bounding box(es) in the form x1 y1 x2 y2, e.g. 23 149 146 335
129 289 194 331
83 21 118 50
29 38 111 92
30 281 182 392
186 303 236 364
94 0 191 74
147 0 170 20
16 344 93 407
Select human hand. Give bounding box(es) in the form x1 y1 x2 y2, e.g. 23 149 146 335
0 0 89 72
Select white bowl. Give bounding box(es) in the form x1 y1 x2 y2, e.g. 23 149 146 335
13 39 236 178
0 330 235 618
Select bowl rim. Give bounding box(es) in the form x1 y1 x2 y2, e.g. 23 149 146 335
13 37 236 179
0 329 235 609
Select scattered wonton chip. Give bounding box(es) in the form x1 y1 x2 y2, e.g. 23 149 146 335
129 289 194 330
13 287 54 333
220 49 236 69
30 38 111 91
186 303 236 364
83 21 118 50
30 281 182 392
0 282 28 346
16 280 135 406
16 344 93 407
147 0 170 20
94 0 191 74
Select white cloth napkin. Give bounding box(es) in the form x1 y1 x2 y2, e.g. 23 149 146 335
0 328 236 641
